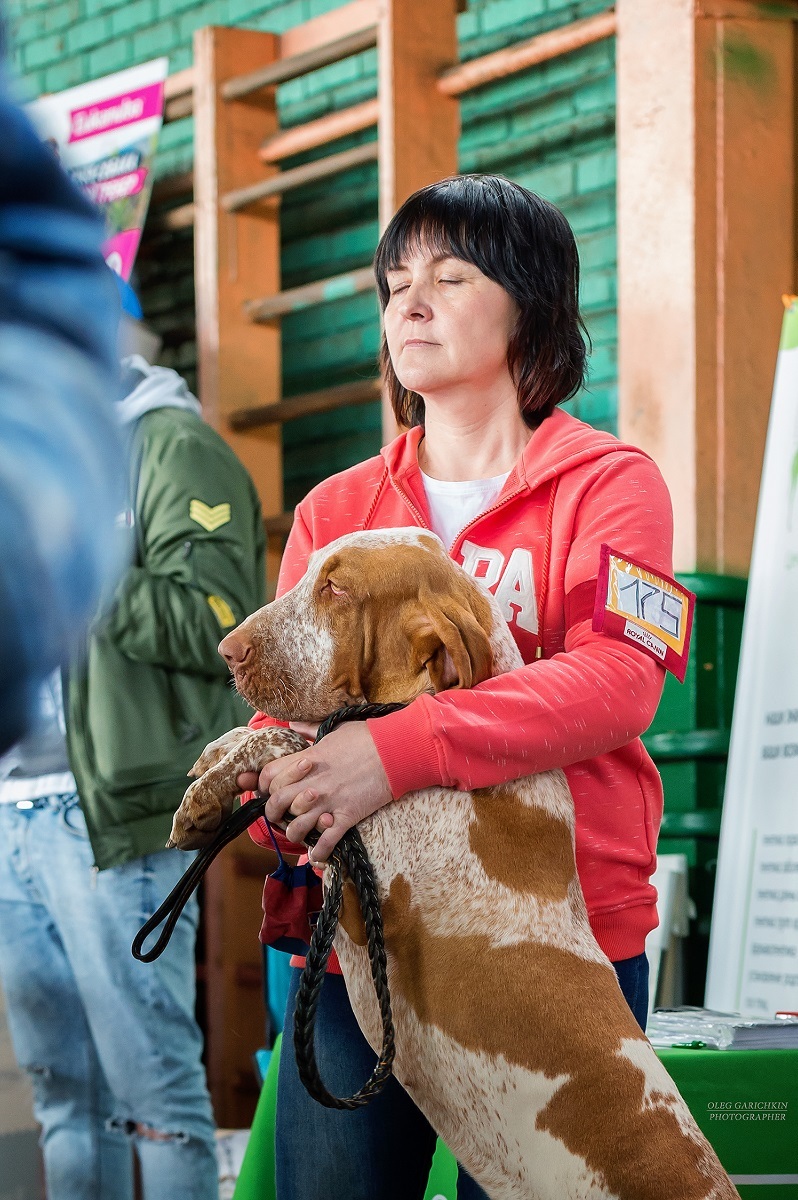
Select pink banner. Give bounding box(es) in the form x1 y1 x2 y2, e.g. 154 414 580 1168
102 228 142 282
84 167 148 206
68 82 165 143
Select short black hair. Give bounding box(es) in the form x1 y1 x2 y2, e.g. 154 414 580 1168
373 174 589 429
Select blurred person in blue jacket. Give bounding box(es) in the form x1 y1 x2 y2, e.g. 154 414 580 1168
0 279 267 1200
0 53 126 755
0 55 268 1193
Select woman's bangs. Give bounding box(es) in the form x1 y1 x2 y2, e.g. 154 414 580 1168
379 215 475 271
374 186 497 303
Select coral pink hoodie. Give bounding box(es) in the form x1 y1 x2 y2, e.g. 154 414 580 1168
251 406 674 965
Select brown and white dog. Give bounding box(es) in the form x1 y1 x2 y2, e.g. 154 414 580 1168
169 529 738 1200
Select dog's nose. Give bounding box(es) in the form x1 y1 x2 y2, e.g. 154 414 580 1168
219 631 253 668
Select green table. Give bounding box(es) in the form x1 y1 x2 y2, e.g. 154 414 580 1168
657 1048 798 1198
234 1042 798 1199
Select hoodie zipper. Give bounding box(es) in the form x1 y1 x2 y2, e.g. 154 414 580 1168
388 470 527 543
389 472 558 661
448 484 527 554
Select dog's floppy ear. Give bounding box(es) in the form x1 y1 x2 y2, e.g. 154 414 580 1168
410 589 494 692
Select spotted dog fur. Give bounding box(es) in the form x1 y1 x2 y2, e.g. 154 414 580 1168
170 529 738 1200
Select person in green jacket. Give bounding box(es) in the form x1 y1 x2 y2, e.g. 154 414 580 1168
0 328 265 1200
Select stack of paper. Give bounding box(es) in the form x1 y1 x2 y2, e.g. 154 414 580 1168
647 1007 798 1050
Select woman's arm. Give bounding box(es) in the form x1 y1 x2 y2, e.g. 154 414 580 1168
369 625 666 797
369 450 672 795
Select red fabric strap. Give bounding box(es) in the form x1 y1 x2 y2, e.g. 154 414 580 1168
564 578 598 629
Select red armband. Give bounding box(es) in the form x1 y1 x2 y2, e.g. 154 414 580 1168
592 544 695 682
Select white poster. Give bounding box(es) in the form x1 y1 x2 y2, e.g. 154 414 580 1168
26 58 169 282
705 299 798 1018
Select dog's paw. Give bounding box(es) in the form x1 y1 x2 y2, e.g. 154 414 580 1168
168 726 311 851
188 727 251 778
168 776 234 851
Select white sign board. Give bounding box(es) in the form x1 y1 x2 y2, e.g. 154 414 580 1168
706 300 798 1017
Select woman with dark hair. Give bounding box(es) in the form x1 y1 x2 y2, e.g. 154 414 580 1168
240 174 676 1200
375 171 588 429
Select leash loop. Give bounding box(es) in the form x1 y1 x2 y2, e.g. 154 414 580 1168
132 796 267 963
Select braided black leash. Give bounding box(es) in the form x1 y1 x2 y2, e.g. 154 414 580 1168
292 702 405 1109
131 700 405 1111
132 794 269 963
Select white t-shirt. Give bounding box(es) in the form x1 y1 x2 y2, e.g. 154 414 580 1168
420 469 511 550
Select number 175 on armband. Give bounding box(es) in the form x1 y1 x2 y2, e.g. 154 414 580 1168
593 545 696 682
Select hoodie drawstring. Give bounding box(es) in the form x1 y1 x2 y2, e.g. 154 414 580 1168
535 477 559 660
362 466 389 530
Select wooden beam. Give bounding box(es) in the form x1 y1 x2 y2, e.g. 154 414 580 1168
222 24 377 101
202 845 270 1129
259 98 379 164
438 10 617 97
162 4 379 119
193 22 285 1128
147 201 195 233
230 376 381 429
697 1 798 17
280 0 377 59
617 0 795 574
378 0 459 226
245 266 375 323
193 24 283 575
221 141 378 212
163 67 195 122
377 0 459 441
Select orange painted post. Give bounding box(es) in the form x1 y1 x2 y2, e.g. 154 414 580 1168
193 24 283 577
377 0 459 227
617 0 795 575
192 24 282 1130
377 0 460 441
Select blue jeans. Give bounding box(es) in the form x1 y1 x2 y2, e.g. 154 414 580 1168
275 953 649 1200
0 794 218 1200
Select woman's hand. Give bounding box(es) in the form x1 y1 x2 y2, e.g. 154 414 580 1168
236 723 393 864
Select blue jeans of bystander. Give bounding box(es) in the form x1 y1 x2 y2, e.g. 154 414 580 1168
275 952 649 1200
0 794 218 1200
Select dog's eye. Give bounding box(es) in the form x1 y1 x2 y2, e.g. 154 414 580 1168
323 580 347 598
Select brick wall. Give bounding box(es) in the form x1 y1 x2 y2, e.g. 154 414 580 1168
5 0 616 507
